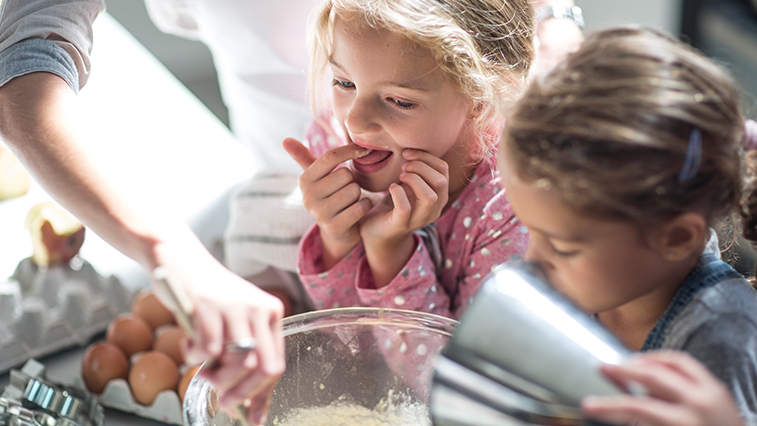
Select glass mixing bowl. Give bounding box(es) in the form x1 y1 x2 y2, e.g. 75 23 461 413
183 308 458 426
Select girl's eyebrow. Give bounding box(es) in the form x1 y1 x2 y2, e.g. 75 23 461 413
329 57 433 92
529 224 585 243
329 57 346 71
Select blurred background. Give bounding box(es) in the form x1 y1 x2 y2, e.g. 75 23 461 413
104 0 757 128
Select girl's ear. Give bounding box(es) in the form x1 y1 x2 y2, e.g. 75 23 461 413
467 102 483 121
655 213 708 261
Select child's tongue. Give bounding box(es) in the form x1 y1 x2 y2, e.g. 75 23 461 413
354 149 392 165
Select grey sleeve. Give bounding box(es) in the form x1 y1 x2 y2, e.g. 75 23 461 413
0 39 79 93
0 0 105 90
679 313 757 426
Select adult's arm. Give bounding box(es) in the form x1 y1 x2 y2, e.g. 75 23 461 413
0 1 284 422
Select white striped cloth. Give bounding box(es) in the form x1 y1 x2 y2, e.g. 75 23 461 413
224 172 315 304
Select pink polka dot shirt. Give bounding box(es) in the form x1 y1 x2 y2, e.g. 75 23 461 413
296 158 530 320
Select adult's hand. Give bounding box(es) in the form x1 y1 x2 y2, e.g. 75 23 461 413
164 244 284 425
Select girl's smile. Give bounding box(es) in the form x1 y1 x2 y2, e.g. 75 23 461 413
329 17 476 193
349 139 393 174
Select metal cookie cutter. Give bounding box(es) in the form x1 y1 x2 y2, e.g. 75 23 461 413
1 359 104 426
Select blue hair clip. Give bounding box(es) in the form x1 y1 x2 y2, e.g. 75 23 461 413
677 127 702 183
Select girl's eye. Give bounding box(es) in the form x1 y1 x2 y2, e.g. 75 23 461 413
332 79 355 89
388 97 416 110
551 245 579 258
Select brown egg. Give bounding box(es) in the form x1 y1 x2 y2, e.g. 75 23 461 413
106 313 153 357
154 325 186 365
177 365 202 403
81 342 129 394
128 351 180 406
131 290 175 330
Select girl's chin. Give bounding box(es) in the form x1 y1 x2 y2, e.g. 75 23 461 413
354 175 396 193
356 181 392 193
350 165 400 193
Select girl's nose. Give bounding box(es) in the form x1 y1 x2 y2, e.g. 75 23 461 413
523 242 554 273
344 97 379 135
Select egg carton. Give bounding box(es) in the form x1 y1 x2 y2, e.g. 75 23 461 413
0 256 133 374
73 375 184 425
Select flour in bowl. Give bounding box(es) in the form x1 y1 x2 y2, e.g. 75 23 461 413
272 391 430 426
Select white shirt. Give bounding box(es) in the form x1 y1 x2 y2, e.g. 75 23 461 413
144 0 321 174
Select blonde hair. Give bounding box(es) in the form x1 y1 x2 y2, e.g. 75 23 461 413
309 0 534 162
505 26 746 231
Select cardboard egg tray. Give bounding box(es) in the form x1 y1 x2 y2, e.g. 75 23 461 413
0 256 133 374
73 375 184 425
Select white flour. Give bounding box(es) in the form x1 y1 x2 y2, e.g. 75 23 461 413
272 392 430 426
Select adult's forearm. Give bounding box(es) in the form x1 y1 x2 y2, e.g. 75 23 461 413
0 72 185 271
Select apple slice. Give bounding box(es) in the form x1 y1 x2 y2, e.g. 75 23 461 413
25 201 86 267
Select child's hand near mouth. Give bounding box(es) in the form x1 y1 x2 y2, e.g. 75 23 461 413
359 148 449 288
283 137 372 270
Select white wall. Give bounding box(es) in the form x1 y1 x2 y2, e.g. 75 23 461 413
104 0 228 125
578 0 683 34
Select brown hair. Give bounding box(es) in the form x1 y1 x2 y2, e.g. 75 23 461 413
309 0 534 162
505 26 748 238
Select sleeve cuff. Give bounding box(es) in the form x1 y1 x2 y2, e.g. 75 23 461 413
0 39 79 93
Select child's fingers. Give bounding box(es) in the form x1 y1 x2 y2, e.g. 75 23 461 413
340 197 373 224
400 151 449 223
325 197 373 236
582 394 694 426
331 181 363 207
301 168 355 205
283 137 317 171
634 350 715 385
399 170 448 227
302 173 362 224
311 183 370 232
400 172 439 213
284 138 370 178
403 148 450 176
600 360 691 403
388 183 412 223
402 159 448 192
308 143 372 180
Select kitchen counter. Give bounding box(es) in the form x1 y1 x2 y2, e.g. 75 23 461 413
0 11 261 425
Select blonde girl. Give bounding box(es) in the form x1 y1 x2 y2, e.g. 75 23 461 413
283 0 533 318
501 26 757 424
